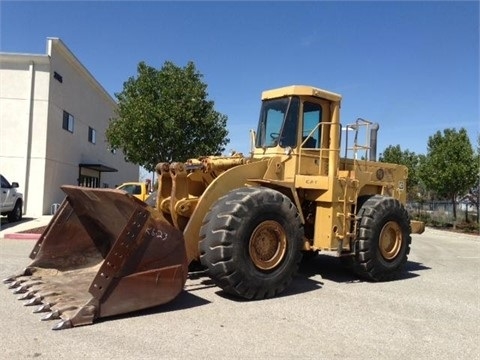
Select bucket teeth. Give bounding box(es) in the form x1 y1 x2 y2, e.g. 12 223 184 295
33 303 53 313
41 310 61 321
23 267 36 276
3 277 14 284
52 320 73 331
18 291 37 300
4 187 189 330
7 280 24 289
3 268 36 284
24 296 43 306
10 280 41 290
12 285 28 294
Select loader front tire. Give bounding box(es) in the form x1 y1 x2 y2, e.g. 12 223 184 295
199 187 303 300
352 195 411 281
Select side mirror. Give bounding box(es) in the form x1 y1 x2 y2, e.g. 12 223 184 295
11 182 19 188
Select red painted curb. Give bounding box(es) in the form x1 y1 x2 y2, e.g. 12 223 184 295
3 233 41 240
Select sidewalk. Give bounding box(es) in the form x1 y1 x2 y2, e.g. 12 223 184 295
0 215 53 240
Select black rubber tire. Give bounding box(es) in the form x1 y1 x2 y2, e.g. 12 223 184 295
340 195 370 271
351 195 411 281
7 200 22 222
199 187 304 300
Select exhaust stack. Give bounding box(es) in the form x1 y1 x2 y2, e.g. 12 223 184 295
369 123 380 161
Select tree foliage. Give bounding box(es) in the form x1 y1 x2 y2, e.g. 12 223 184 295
106 61 229 172
464 134 480 222
419 128 478 220
379 145 424 201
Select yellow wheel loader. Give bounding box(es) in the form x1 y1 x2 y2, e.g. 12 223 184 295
4 85 424 329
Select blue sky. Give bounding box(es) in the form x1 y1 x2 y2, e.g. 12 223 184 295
1 1 478 157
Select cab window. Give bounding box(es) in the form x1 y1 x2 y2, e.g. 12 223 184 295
119 184 141 195
302 102 322 148
256 97 300 148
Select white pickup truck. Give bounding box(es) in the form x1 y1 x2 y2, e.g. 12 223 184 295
1 174 23 222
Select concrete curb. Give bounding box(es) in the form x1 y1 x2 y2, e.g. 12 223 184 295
3 233 41 240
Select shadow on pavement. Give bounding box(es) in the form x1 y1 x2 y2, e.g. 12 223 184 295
299 253 358 283
0 217 36 230
214 275 323 302
97 290 212 326
299 253 431 283
403 260 431 273
89 256 433 327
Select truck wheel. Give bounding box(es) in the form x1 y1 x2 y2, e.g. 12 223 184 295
8 200 23 222
352 195 411 281
199 187 303 300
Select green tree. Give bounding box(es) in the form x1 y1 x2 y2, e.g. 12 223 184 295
464 134 480 223
419 128 478 221
379 145 423 201
106 61 229 172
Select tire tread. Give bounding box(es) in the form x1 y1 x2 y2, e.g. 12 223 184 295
199 187 303 299
352 195 411 281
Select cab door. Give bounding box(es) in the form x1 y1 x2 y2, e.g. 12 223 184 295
298 98 331 176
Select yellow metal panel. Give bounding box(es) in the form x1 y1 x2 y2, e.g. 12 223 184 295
261 85 342 102
411 220 425 234
313 203 342 250
295 175 329 189
183 160 269 262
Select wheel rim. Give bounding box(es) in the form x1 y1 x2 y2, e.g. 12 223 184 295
249 220 287 271
379 221 403 260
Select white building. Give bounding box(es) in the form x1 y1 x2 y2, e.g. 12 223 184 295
0 38 139 217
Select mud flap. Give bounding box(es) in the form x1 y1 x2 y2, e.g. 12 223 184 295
3 186 188 330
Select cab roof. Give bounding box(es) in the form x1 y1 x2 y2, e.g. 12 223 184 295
261 85 342 102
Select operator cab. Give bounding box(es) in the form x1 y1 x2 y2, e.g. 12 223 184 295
254 85 342 154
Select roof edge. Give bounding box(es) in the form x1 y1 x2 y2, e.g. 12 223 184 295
47 37 117 105
262 85 342 102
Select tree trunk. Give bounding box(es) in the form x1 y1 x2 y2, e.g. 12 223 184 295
452 194 457 229
476 202 479 224
477 191 480 224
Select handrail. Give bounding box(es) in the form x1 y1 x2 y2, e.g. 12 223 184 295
343 118 373 160
298 121 342 176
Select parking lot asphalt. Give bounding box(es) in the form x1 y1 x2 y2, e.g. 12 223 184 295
0 228 479 359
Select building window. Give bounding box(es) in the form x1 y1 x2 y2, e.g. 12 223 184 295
62 111 74 133
88 127 96 144
53 71 63 83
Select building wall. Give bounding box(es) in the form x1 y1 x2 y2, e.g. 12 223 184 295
0 54 51 215
0 38 139 216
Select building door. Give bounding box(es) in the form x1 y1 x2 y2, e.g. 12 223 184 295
78 167 100 188
78 175 99 188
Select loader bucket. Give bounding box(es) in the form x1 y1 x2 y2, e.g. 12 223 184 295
3 186 188 330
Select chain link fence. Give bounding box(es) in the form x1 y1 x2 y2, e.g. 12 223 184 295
407 201 479 233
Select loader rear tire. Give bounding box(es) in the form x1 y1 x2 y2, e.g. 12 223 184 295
352 195 411 281
199 187 303 300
